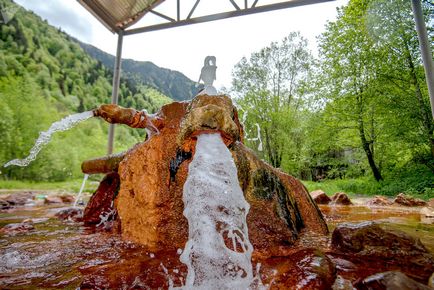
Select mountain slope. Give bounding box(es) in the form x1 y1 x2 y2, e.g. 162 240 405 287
0 0 171 181
79 41 201 101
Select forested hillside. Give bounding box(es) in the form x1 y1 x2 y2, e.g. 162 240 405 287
0 0 171 181
79 41 201 101
233 0 434 196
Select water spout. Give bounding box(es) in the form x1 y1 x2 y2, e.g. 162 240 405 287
178 133 264 289
3 111 94 168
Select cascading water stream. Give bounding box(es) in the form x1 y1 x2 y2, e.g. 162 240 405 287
177 133 264 290
3 111 94 168
73 174 89 207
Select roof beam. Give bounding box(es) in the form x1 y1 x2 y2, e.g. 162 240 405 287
149 9 176 22
229 0 241 11
125 0 334 35
187 0 201 20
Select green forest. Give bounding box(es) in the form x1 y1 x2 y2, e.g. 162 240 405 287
0 0 433 198
232 0 434 197
0 0 171 181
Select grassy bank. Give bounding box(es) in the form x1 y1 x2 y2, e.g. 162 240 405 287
0 177 100 193
302 176 434 200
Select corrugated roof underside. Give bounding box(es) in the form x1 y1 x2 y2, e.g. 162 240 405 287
79 0 163 31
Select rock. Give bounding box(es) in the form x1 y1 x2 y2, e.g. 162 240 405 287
420 207 434 224
22 218 49 224
429 272 434 288
329 257 357 273
428 272 434 288
59 195 75 203
331 192 353 205
393 193 427 207
55 207 83 222
44 196 64 204
311 190 331 205
178 95 242 145
88 95 328 256
332 275 356 290
1 192 34 207
355 271 432 290
294 249 336 289
427 198 434 207
83 172 119 226
0 198 11 209
260 249 337 289
366 195 392 206
331 222 434 283
0 220 34 235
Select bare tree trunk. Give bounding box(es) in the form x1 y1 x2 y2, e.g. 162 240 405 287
357 95 383 181
264 127 282 168
359 118 383 181
264 128 274 167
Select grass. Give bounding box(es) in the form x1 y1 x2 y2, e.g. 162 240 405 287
0 177 99 193
302 176 434 200
302 178 379 197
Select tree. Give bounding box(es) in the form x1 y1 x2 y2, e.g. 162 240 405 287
318 0 388 181
232 32 314 171
366 0 434 172
317 0 434 181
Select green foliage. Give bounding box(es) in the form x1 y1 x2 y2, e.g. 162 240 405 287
232 0 433 195
232 32 315 173
311 0 433 186
0 178 99 193
303 165 434 200
0 0 172 182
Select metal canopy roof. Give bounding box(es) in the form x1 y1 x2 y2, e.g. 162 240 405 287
78 0 165 32
78 0 334 35
77 0 335 155
76 0 434 157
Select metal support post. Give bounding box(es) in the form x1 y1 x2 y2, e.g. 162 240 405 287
107 30 124 155
411 0 434 119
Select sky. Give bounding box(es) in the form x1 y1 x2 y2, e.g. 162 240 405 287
14 0 349 89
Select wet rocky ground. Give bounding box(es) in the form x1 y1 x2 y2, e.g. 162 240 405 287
0 191 433 289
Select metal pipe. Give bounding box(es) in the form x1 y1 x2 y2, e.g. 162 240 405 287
177 0 180 21
107 30 124 155
411 0 434 119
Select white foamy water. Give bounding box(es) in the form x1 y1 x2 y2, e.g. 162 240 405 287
177 133 264 290
3 111 93 168
73 174 89 207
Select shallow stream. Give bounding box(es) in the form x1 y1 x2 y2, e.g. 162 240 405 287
0 199 433 289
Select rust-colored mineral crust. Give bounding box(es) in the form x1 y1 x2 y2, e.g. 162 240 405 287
83 172 120 226
81 152 126 175
115 101 190 250
86 94 328 255
231 142 328 257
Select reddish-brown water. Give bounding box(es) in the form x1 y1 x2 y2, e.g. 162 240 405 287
320 203 434 253
0 201 433 289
